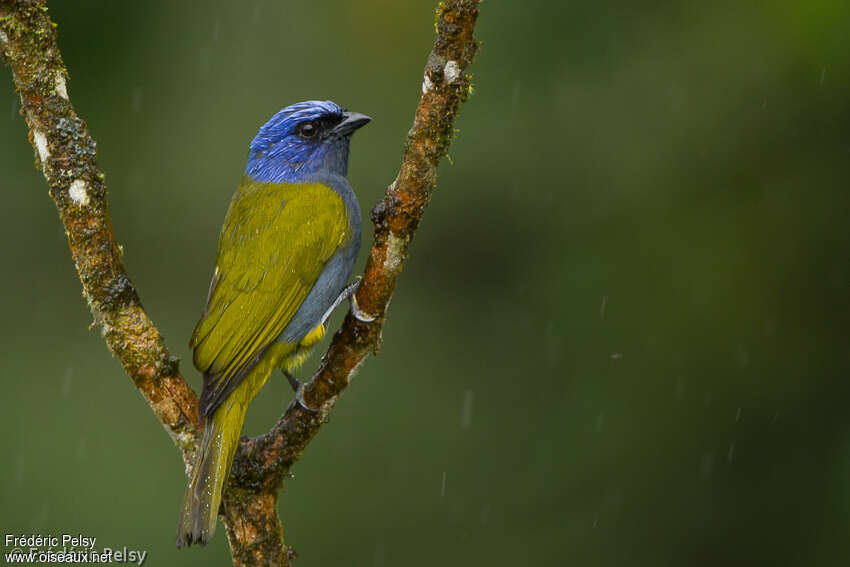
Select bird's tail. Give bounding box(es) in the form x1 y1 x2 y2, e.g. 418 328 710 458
176 399 247 547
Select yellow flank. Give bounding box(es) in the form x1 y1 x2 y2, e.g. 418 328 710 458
299 322 326 348
286 323 326 370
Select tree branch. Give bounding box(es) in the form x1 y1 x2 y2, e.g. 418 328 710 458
228 0 481 486
1 0 480 565
0 0 200 460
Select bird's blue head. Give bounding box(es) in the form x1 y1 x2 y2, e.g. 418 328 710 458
245 100 371 184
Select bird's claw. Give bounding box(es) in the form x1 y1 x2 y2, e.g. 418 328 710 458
350 292 376 323
284 370 318 413
295 386 318 413
347 277 376 322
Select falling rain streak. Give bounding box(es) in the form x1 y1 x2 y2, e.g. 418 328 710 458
61 367 73 397
15 454 24 485
461 389 474 430
131 87 143 113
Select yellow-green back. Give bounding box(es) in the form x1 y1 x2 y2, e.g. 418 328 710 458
190 176 350 416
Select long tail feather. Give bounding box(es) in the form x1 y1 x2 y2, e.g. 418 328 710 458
176 401 247 547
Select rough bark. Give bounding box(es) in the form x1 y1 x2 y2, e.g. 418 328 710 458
0 0 480 564
0 0 200 461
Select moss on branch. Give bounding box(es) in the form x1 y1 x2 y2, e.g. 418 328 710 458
0 0 200 458
1 0 481 564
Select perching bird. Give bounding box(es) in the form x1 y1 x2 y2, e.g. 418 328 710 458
176 100 371 547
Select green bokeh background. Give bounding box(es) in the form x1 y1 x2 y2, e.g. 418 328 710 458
2 1 850 565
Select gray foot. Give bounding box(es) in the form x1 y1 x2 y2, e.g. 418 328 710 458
320 277 375 325
284 370 318 413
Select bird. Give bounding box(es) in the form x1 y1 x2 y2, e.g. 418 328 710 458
176 100 371 547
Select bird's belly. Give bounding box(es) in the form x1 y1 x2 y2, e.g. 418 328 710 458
277 240 359 345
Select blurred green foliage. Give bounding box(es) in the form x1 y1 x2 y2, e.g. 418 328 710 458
1 1 849 565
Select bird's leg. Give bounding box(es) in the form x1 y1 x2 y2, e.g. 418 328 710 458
287 279 374 414
284 369 300 392
284 369 317 413
320 277 376 325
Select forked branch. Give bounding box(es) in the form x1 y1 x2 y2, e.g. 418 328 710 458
0 1 480 565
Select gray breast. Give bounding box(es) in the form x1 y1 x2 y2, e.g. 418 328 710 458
278 174 361 344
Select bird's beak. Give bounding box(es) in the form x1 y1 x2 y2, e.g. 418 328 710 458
334 111 372 137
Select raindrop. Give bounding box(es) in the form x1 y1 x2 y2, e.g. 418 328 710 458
440 471 447 498
213 19 221 42
460 389 474 430
609 352 622 360
819 67 826 85
764 317 776 336
76 437 88 461
512 81 521 109
34 500 49 526
374 541 385 567
595 412 605 432
599 295 607 318
669 84 683 112
735 407 742 422
61 367 73 397
545 323 561 368
727 442 735 463
700 453 714 480
15 454 24 485
592 518 599 529
736 344 749 367
131 87 143 113
199 43 212 77
675 377 686 401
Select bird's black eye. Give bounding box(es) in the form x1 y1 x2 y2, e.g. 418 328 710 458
297 121 318 139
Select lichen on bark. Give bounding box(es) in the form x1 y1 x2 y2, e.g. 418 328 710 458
1 0 481 564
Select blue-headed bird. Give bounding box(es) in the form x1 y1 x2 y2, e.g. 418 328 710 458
176 100 371 546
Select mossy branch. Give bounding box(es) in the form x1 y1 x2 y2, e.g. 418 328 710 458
0 0 200 460
229 0 482 482
0 0 480 565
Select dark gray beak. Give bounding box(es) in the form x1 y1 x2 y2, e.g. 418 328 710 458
334 111 372 137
